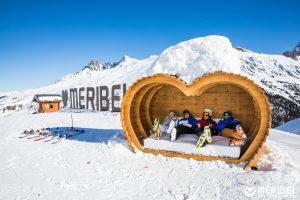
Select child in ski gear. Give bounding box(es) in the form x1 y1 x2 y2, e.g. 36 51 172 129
159 110 178 134
195 108 217 136
170 110 197 142
217 110 247 146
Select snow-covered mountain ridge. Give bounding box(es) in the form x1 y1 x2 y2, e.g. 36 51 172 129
56 56 133 82
283 42 300 60
1 35 299 127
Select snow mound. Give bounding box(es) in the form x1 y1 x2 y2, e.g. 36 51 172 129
275 118 300 135
151 35 242 83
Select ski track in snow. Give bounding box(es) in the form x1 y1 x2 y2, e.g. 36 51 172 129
0 111 299 200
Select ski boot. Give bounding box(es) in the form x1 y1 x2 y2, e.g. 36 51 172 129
229 125 247 146
170 127 177 142
196 126 212 148
205 126 212 143
167 120 176 134
28 129 35 135
230 138 246 147
236 124 247 140
196 133 207 148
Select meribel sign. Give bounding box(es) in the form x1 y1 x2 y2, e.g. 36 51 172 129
61 83 127 112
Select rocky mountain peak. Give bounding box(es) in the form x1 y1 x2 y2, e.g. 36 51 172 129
293 42 300 54
83 60 101 71
283 42 300 60
82 56 132 72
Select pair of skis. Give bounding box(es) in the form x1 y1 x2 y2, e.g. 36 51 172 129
19 128 85 144
31 129 54 141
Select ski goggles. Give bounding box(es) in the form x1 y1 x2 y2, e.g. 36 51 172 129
203 112 209 116
169 111 176 115
223 112 231 117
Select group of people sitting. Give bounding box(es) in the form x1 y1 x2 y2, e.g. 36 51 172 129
155 108 247 147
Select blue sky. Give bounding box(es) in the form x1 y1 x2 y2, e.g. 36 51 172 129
0 0 299 92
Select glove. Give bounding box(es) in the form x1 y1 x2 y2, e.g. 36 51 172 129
183 121 189 125
185 124 192 128
178 121 184 125
182 121 191 127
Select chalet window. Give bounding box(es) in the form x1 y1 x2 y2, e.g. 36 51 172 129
46 104 54 109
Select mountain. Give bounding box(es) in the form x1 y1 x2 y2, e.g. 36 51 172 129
1 35 299 127
292 42 300 54
237 47 300 126
81 56 132 72
55 56 133 82
283 42 300 60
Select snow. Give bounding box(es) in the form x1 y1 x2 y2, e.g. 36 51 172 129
34 95 62 102
238 50 300 104
0 111 300 199
275 118 300 135
151 35 242 83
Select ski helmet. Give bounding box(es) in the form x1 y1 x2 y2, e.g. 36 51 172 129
203 108 213 117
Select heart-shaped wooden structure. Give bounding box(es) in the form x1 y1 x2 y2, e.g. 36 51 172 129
121 72 271 169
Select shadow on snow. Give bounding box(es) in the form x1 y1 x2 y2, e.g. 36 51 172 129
47 127 126 144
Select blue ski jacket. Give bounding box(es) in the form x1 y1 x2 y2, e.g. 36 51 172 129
177 117 197 129
217 117 240 132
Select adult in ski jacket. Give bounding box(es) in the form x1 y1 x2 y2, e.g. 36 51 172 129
159 110 178 133
216 110 247 147
196 108 217 135
217 110 240 133
170 110 197 141
177 110 197 129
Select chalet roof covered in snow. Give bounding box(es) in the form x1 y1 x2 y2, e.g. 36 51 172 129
33 94 62 102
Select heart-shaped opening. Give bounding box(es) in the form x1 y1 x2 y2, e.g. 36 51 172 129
121 72 271 167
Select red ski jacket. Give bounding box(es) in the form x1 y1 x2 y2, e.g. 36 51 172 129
197 118 217 128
